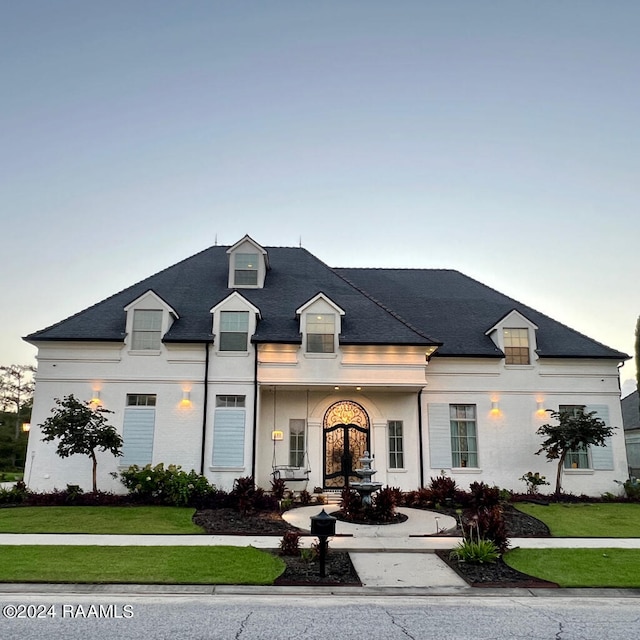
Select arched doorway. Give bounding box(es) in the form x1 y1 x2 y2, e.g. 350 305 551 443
323 400 370 489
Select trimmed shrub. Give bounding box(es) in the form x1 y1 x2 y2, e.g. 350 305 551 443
119 463 215 507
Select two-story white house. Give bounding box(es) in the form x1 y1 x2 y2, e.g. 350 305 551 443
24 235 629 495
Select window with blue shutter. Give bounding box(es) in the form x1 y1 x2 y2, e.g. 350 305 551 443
121 396 156 466
428 403 453 469
212 396 246 468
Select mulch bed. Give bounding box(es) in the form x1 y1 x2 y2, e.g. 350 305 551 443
193 503 556 587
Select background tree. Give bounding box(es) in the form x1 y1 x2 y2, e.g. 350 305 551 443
536 409 615 496
40 394 123 492
0 364 36 438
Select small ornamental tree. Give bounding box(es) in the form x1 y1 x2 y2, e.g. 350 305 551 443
40 394 123 492
536 409 615 496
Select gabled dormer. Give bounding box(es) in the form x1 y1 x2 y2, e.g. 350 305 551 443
226 235 269 289
296 293 345 355
485 309 539 365
124 290 178 353
211 292 261 353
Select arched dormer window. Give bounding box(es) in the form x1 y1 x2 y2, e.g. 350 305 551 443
226 235 269 289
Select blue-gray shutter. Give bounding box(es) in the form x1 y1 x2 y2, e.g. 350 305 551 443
212 409 246 467
428 403 452 469
121 408 155 466
587 405 614 470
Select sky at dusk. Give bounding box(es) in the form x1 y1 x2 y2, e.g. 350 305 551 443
2 1 638 395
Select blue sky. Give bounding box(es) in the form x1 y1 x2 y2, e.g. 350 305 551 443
2 1 638 394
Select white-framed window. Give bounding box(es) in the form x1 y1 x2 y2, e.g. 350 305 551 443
388 420 404 469
127 394 157 407
219 311 249 351
450 404 478 468
216 395 246 408
503 328 530 365
559 405 591 469
131 310 163 350
234 253 258 286
306 313 335 353
289 419 306 467
121 393 157 466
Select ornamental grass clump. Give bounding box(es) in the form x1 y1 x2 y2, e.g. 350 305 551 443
450 518 500 564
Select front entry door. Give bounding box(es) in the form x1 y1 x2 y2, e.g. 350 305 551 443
324 422 369 489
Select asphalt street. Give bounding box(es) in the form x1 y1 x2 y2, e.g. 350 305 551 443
1 593 639 640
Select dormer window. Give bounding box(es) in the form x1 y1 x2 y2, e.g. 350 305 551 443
307 313 335 353
226 236 269 289
132 310 163 350
124 290 178 354
220 311 249 351
503 328 530 365
297 294 344 356
234 253 258 286
486 309 538 366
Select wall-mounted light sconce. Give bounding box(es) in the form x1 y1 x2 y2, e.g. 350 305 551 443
90 390 102 406
22 422 31 433
334 386 340 391
356 386 362 391
490 401 500 415
271 430 284 441
180 390 192 407
536 401 546 416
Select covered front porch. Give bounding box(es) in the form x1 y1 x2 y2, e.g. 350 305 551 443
254 384 426 493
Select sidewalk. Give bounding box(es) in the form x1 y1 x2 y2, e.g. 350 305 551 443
1 505 640 591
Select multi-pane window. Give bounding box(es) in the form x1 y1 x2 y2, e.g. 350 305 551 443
220 311 249 351
216 395 246 408
306 313 335 353
450 404 478 468
126 394 157 407
131 310 162 350
234 253 258 286
388 420 404 469
560 405 591 469
503 328 530 364
289 419 306 467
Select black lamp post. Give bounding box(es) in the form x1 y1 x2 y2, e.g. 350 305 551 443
310 508 336 577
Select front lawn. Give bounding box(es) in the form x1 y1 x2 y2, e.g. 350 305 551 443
0 545 285 584
514 502 640 537
505 548 640 588
0 506 204 534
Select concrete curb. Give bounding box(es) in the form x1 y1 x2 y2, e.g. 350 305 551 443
1 583 640 598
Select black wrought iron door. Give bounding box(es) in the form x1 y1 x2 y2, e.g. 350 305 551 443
323 423 369 489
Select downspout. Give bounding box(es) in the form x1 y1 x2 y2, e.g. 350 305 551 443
251 342 258 479
199 342 210 475
417 390 425 488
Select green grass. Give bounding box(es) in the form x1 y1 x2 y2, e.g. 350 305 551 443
505 548 640 588
0 472 23 482
515 502 640 537
0 545 285 584
0 506 204 534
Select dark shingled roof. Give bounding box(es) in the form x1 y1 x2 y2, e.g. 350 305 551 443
25 244 629 361
622 391 640 431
